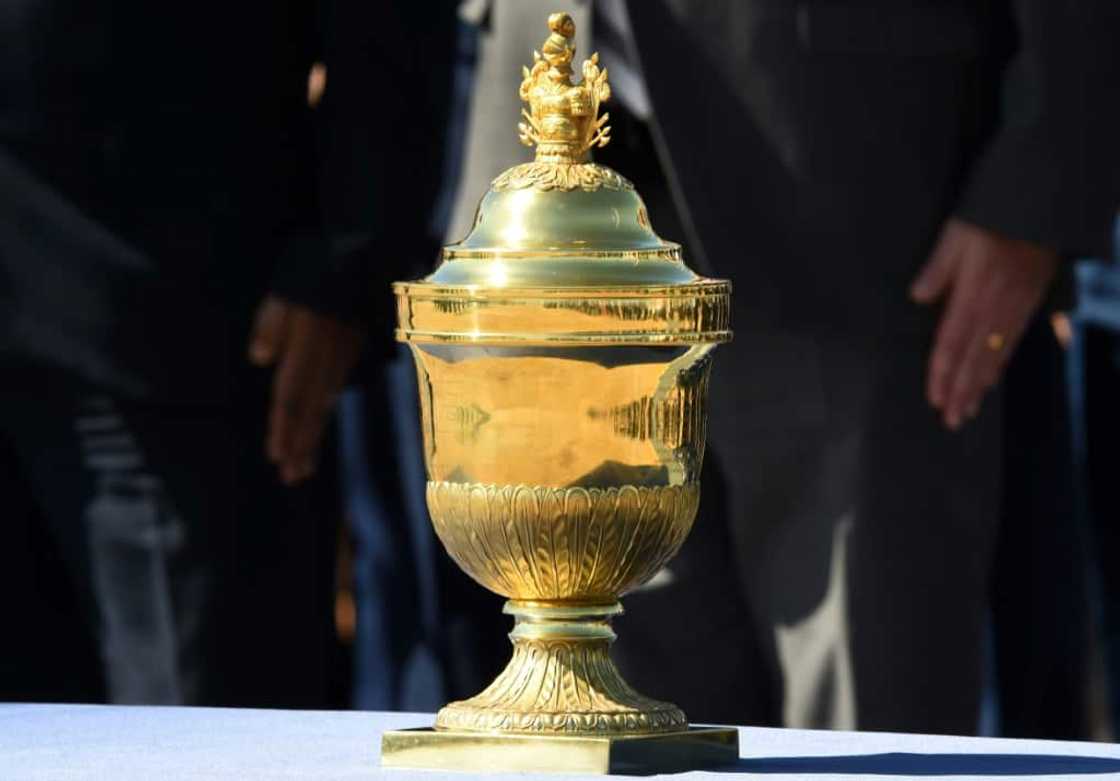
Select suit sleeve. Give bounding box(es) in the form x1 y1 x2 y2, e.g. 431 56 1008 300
955 0 1120 258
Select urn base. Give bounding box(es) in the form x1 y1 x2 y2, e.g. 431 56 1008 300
434 601 686 735
380 726 740 775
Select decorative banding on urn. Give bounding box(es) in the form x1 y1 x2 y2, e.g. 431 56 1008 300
426 481 700 601
395 282 731 346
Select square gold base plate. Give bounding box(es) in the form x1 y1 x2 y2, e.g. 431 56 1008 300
381 726 739 775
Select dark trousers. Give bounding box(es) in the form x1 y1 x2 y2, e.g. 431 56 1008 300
1070 259 1120 730
0 364 340 707
993 314 1090 739
1085 326 1120 729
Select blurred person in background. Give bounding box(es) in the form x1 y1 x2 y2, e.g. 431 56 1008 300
322 2 509 712
448 0 1120 735
0 1 449 706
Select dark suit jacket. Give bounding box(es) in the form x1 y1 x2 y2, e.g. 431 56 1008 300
630 0 1118 307
625 0 1119 428
0 1 457 402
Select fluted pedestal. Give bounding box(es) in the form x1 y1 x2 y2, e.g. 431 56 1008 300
435 601 686 735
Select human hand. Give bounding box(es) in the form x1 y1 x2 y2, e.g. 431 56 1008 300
248 296 365 484
910 218 1058 430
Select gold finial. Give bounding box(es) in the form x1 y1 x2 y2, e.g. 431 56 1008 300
493 12 629 192
517 12 611 163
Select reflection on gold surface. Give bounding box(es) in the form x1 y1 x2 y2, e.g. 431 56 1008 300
412 345 710 487
589 350 711 453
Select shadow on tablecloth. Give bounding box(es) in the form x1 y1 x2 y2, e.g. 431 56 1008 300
711 752 1120 776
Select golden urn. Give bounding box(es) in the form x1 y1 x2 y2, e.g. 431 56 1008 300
381 12 735 774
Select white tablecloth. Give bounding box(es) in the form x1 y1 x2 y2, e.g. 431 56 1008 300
2 704 1119 780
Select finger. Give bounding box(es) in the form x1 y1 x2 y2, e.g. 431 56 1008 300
286 399 330 482
926 270 980 410
910 224 962 303
269 312 334 482
944 321 1020 429
269 398 327 478
946 300 1035 429
268 310 322 461
284 325 364 483
1050 312 1072 350
940 261 1037 428
277 387 330 485
942 332 996 429
281 458 316 486
286 326 343 459
285 327 363 471
249 297 290 366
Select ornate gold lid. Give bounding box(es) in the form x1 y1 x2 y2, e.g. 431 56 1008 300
395 12 730 346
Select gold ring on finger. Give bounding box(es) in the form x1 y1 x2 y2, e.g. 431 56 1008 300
986 331 1006 352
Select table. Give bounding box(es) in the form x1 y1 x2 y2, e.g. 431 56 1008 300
2 704 1119 780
